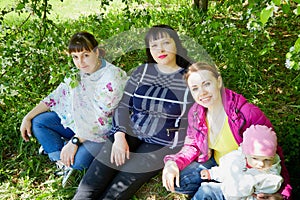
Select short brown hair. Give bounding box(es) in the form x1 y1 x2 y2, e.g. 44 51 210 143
68 31 105 57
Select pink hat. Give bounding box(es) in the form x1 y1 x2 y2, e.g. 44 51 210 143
242 125 277 157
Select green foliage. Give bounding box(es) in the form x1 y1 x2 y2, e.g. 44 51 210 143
1 0 300 199
258 0 300 70
260 6 274 25
286 37 300 70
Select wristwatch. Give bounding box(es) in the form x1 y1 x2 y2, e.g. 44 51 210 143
71 136 81 146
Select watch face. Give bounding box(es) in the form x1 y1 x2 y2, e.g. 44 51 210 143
72 137 79 145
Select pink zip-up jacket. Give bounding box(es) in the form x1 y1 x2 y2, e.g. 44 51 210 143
164 88 292 199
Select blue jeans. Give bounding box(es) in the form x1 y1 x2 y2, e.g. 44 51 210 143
192 182 225 200
175 158 217 196
32 111 104 170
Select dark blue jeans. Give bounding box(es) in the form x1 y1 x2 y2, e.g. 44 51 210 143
32 111 104 170
73 134 182 200
175 158 218 196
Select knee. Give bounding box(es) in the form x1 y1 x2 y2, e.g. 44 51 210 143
31 115 41 125
192 186 210 200
32 111 53 124
31 115 43 137
192 183 222 200
31 112 56 135
179 170 202 186
32 119 48 139
31 113 47 128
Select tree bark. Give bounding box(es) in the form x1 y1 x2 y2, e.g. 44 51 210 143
194 0 208 11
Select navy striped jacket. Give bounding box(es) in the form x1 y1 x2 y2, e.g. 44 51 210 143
110 63 194 147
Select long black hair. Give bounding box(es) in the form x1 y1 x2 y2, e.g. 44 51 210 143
144 24 192 69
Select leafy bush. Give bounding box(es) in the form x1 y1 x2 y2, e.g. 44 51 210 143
1 0 299 199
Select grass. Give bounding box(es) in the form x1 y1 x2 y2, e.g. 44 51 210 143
0 0 102 24
47 0 103 21
0 0 299 199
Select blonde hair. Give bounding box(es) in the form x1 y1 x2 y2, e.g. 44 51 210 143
184 62 221 81
184 62 224 93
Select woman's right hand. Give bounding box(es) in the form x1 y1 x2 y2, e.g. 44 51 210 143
20 102 49 142
110 131 130 166
20 116 32 142
162 160 180 192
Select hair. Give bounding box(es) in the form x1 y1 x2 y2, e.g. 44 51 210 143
184 62 221 81
68 31 105 57
144 24 192 69
184 62 224 92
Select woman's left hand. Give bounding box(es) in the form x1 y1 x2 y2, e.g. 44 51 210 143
111 132 129 166
253 193 283 200
60 142 79 167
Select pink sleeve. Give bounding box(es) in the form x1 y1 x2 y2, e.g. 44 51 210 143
276 146 292 199
164 105 202 170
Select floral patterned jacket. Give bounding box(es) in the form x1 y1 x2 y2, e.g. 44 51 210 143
43 59 127 142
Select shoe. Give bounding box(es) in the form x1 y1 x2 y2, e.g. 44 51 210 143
38 145 47 155
54 160 66 176
62 168 82 188
53 160 82 187
62 167 74 188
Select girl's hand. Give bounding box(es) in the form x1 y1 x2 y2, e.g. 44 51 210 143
200 169 211 180
162 160 180 192
20 117 32 142
60 142 78 167
110 132 129 166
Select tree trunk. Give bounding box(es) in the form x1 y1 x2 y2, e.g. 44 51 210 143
194 0 208 11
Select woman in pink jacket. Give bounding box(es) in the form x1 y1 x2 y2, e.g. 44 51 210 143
162 62 292 199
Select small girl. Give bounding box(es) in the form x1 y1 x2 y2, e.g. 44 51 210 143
200 124 283 200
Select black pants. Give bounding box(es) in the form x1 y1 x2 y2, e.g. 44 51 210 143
73 134 181 200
